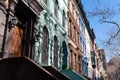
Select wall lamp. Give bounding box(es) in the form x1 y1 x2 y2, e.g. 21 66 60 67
8 16 18 30
11 16 18 26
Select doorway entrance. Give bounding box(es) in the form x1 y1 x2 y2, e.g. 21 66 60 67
10 1 37 59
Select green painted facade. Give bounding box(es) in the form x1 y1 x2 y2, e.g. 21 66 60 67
61 70 87 80
34 0 69 70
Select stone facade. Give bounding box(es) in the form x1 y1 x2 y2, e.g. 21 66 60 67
67 0 82 74
91 44 108 80
0 0 43 59
75 0 95 79
0 1 6 52
34 0 69 69
98 49 107 80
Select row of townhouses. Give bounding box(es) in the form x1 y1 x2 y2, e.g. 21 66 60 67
0 0 107 80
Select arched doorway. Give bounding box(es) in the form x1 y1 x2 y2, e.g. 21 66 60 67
53 36 58 68
41 27 49 65
62 41 68 69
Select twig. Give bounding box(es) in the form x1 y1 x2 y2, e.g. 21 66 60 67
102 20 120 44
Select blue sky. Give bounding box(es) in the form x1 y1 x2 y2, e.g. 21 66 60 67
81 0 120 61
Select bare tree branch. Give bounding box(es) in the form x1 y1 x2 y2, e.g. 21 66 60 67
102 20 120 29
102 20 120 44
86 0 120 59
89 7 115 20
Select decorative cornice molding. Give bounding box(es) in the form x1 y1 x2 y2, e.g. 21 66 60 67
21 0 43 16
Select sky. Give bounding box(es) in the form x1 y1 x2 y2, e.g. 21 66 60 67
81 0 120 62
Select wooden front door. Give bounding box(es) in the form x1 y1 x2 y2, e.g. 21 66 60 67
8 26 23 57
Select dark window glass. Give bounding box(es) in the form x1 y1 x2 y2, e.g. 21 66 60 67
41 27 49 65
62 10 66 27
54 0 59 18
53 36 58 68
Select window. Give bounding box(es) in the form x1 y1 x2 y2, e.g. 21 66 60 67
91 51 96 65
76 13 79 24
75 31 77 43
53 36 58 68
79 17 81 27
80 36 82 49
70 51 73 68
74 54 76 69
81 23 85 34
70 21 72 37
41 27 49 65
68 19 71 35
78 33 79 44
72 4 74 15
62 41 68 69
74 27 76 41
43 0 48 5
83 24 85 34
62 10 66 27
85 44 86 54
82 41 86 54
78 56 81 73
54 0 59 18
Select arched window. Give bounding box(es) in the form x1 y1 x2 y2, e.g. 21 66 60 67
62 41 68 69
53 36 58 68
41 27 49 65
54 0 59 18
62 10 66 27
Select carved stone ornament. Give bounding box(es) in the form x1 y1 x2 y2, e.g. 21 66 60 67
22 0 43 16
